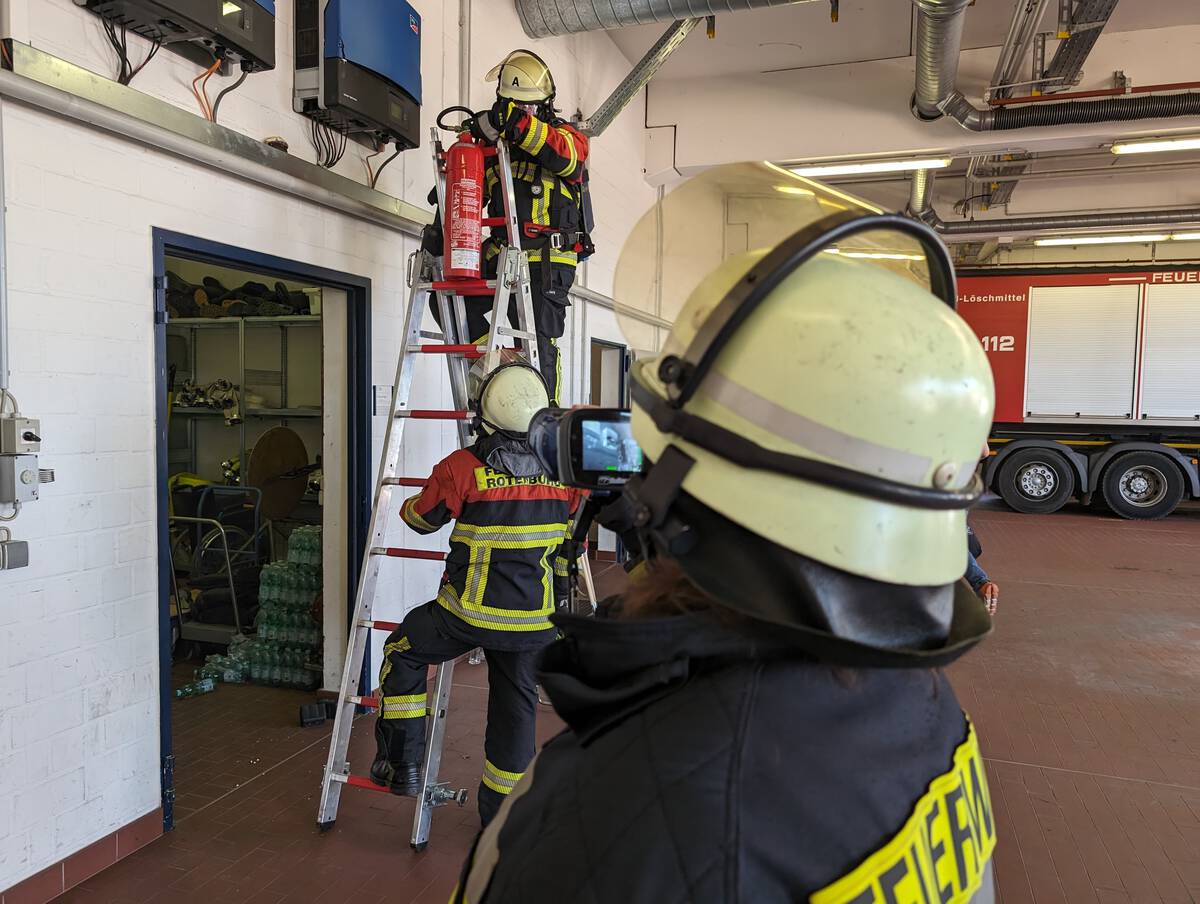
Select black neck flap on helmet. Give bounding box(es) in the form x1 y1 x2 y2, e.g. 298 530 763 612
617 211 991 667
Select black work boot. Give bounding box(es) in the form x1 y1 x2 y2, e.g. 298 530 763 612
369 758 422 796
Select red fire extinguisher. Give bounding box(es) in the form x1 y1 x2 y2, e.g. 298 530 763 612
443 131 485 279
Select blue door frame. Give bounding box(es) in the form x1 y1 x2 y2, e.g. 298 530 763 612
152 230 372 831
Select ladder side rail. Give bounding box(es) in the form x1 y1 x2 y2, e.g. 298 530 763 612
316 254 434 828
410 657 459 850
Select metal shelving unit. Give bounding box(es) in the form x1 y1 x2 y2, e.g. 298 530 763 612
167 314 322 479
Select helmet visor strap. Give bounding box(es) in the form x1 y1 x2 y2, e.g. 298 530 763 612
632 379 982 512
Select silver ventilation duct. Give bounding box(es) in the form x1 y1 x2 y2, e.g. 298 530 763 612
515 0 801 38
911 0 973 120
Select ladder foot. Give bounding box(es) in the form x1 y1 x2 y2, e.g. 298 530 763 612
318 820 336 834
411 841 428 853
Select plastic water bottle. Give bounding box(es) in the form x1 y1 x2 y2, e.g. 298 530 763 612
250 646 264 684
269 649 282 687
259 565 274 603
175 678 216 699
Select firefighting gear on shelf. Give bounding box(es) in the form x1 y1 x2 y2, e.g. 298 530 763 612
371 358 585 825
451 210 999 902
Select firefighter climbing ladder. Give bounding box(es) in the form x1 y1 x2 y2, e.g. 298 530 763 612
316 130 593 850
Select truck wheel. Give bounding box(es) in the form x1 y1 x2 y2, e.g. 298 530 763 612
996 448 1076 514
1099 452 1184 520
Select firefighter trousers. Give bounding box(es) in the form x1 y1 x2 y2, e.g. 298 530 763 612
374 601 539 826
431 263 574 403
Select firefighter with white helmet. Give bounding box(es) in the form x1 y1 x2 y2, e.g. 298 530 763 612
370 352 584 827
442 49 592 404
452 211 1000 902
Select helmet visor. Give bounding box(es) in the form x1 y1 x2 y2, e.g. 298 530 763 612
613 162 945 355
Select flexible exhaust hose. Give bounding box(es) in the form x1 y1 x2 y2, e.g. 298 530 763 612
993 90 1200 128
941 89 1200 131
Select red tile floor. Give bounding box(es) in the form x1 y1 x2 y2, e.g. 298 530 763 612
54 509 1200 903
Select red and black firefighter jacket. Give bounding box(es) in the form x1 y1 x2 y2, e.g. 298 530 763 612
400 444 586 652
484 102 590 275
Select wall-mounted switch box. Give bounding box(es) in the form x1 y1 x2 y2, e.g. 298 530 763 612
0 418 41 454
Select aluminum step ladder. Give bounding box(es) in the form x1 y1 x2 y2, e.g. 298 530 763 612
316 131 591 851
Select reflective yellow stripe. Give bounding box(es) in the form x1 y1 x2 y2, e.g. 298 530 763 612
402 496 436 532
378 636 412 685
554 556 570 578
811 721 995 904
531 176 551 226
380 693 427 720
557 128 578 177
528 249 578 266
481 759 524 795
451 522 569 548
436 583 554 633
521 119 549 155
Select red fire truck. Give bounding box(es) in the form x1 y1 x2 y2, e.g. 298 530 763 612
956 267 1200 520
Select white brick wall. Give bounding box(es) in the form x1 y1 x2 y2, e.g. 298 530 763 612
0 0 657 891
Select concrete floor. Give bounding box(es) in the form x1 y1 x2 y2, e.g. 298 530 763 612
52 508 1200 903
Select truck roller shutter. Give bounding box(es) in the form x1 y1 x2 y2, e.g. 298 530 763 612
1025 285 1139 420
1139 284 1200 419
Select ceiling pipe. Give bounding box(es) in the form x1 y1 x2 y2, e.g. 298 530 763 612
911 0 974 120
515 0 798 38
907 169 1200 237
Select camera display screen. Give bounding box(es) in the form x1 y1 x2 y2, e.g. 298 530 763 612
580 417 643 476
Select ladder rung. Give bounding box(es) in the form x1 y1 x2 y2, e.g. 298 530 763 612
361 619 402 631
397 410 472 420
371 546 448 561
432 279 496 296
412 344 485 358
335 773 393 793
383 477 427 487
498 328 536 341
481 217 506 228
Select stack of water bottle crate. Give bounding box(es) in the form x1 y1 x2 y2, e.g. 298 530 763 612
249 525 324 690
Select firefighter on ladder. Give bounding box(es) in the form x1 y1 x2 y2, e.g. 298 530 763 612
370 354 585 826
445 49 591 405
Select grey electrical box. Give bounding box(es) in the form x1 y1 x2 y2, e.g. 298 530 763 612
0 537 29 570
0 417 40 454
0 454 40 504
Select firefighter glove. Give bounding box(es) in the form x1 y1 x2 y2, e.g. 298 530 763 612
469 110 499 144
488 98 517 136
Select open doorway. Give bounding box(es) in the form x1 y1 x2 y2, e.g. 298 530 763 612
153 231 371 831
588 339 630 561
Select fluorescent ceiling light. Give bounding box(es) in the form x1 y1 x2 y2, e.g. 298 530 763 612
1034 234 1169 246
1111 136 1200 155
1170 232 1200 241
774 185 815 196
824 248 924 261
790 157 953 178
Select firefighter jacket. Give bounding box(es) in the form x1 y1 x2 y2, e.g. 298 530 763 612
484 102 590 272
400 442 586 653
452 609 997 903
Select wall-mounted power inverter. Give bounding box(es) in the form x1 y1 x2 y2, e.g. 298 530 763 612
294 0 422 151
74 0 275 72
